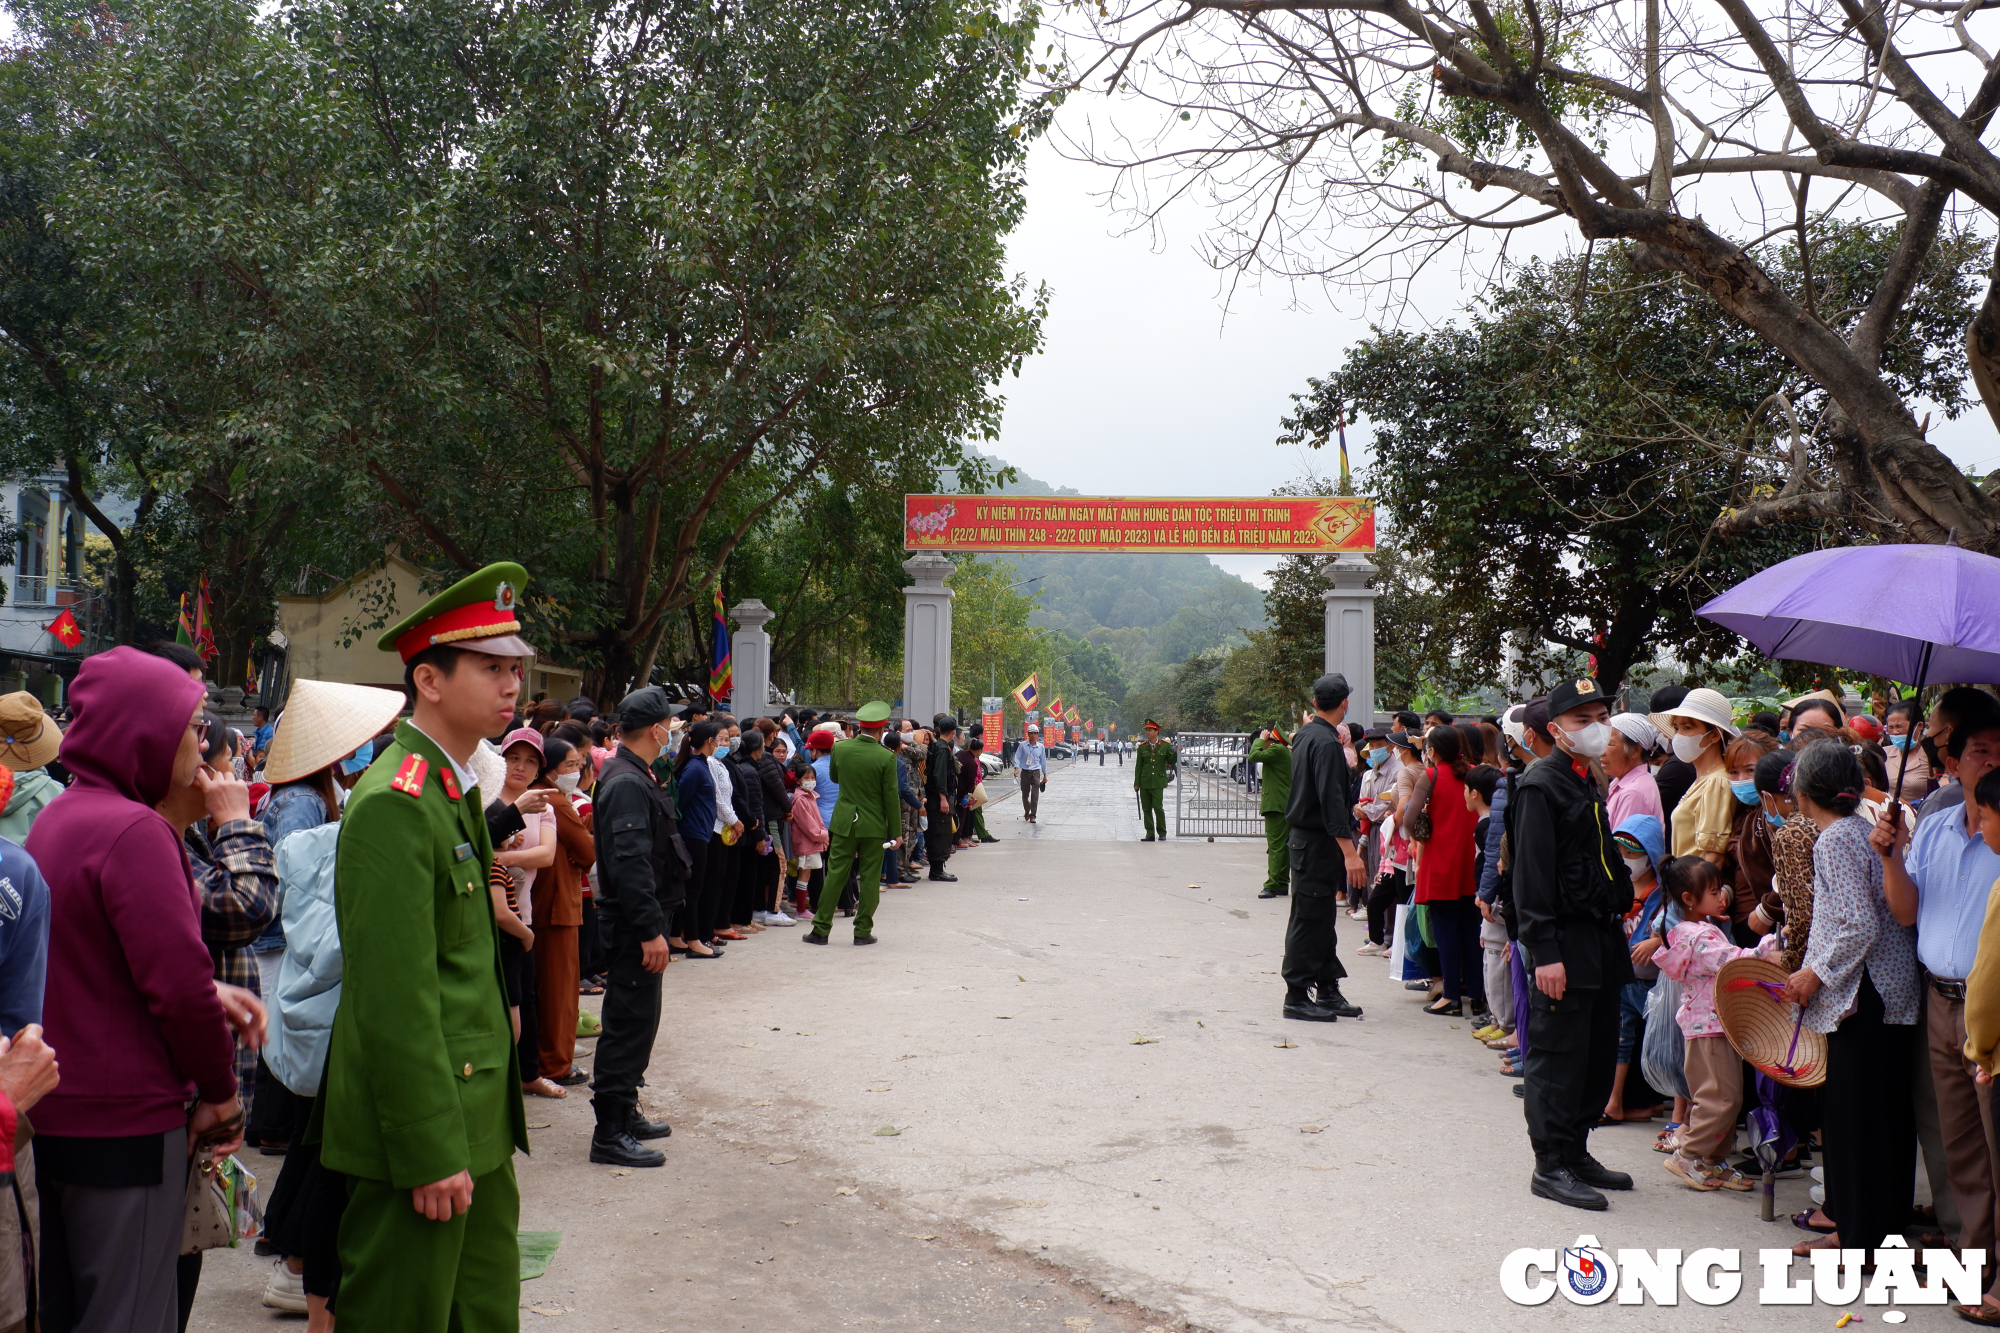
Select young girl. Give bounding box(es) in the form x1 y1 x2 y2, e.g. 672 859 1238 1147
1653 854 1778 1192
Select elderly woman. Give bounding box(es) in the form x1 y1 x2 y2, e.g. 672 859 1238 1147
1785 740 1919 1268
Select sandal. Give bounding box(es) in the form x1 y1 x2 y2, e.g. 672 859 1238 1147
1954 1302 2000 1326
579 979 604 995
1791 1234 1841 1257
523 1077 567 1099
1792 1210 1837 1234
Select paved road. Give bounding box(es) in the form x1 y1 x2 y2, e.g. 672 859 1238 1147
194 765 1879 1332
987 750 1180 842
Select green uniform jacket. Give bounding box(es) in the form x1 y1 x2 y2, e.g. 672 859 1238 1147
1133 739 1177 791
828 735 901 840
319 721 528 1188
1247 737 1292 816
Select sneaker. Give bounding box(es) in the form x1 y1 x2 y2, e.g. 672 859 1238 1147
1707 1165 1755 1192
751 911 771 925
763 911 797 927
1810 1166 1824 1184
1664 1154 1721 1191
1809 1183 1824 1205
262 1258 308 1312
1354 941 1384 956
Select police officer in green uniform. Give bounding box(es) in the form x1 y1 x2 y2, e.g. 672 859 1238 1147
1133 719 1176 841
1248 725 1292 897
319 563 533 1333
804 700 901 945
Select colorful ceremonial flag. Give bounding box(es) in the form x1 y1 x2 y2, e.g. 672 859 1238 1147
45 607 81 649
709 585 733 705
1047 697 1065 721
1010 673 1039 712
176 578 219 662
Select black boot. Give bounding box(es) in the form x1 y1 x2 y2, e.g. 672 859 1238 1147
1530 1162 1608 1211
1257 887 1287 899
590 1127 665 1168
1317 984 1363 1018
628 1112 673 1141
928 870 957 882
1283 991 1338 1022
1568 1151 1633 1191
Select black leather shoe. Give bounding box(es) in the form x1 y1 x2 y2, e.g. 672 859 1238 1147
1258 888 1287 899
853 934 878 945
1513 1084 1526 1098
627 1115 673 1141
1283 1000 1338 1022
554 1066 590 1087
803 931 829 945
589 1130 665 1168
1568 1153 1633 1191
1317 986 1363 1018
928 871 958 882
1140 835 1156 842
1530 1166 1608 1211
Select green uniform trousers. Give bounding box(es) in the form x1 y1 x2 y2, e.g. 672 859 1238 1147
339 1161 519 1333
1263 814 1290 894
1138 787 1167 838
814 832 883 937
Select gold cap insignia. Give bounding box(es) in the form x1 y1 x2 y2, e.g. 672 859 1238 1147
1575 678 1597 694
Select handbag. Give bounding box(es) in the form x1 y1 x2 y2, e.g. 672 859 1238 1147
180 1152 235 1255
1407 766 1436 843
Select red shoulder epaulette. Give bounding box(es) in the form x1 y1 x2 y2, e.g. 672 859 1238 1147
390 754 429 798
440 769 461 801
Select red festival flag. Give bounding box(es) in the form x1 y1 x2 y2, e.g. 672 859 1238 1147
45 607 82 649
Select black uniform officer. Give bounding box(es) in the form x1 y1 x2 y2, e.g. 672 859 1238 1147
588 685 688 1167
924 714 960 881
1510 676 1636 1209
1280 673 1367 1022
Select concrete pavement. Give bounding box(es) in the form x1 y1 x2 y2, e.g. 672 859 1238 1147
194 759 1894 1331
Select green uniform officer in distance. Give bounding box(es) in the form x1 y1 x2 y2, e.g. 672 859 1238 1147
1248 726 1293 898
1133 720 1176 842
807 700 902 944
318 562 533 1333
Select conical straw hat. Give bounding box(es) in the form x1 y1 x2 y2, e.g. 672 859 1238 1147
1715 956 1827 1088
264 679 407 784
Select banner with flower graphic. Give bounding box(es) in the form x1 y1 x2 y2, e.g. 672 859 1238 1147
903 494 1373 553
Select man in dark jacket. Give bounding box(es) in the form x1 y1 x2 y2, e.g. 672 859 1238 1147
924 716 960 882
1281 674 1366 1022
587 686 684 1168
1511 676 1635 1210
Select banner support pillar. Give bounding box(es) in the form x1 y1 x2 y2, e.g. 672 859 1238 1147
902 552 955 722
728 598 774 718
1323 553 1379 725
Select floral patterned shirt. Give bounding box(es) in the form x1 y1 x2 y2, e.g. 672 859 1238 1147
1771 813 1820 972
1656 918 1779 1038
1802 815 1919 1034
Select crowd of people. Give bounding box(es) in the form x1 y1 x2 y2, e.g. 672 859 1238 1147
0 561 1034 1333
1268 672 2000 1316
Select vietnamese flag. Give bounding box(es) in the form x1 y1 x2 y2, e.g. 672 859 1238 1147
45 608 82 649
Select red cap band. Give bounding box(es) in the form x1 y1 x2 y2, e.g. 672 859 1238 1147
395 602 524 662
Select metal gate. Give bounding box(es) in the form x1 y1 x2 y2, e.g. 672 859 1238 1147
1172 732 1265 838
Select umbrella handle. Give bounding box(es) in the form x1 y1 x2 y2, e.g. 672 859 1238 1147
1890 640 1934 806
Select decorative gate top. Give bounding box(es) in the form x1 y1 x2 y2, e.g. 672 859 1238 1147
903 495 1375 554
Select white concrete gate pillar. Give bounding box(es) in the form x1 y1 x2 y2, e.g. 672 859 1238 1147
728 598 774 719
901 552 955 722
1323 553 1379 724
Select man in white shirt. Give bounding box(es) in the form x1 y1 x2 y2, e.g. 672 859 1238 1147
1014 724 1047 823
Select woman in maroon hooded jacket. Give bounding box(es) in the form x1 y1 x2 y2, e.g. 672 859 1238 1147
28 646 250 1333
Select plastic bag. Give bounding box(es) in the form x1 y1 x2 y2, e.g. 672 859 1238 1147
1640 975 1689 1101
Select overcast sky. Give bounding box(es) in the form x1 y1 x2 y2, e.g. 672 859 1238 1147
991 137 2000 590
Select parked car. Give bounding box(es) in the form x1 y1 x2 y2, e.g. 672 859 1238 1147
1046 744 1075 760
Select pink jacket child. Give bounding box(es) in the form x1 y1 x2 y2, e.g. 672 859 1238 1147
1655 918 1780 1039
790 786 829 858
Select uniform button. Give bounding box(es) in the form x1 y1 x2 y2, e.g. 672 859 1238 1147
462 1062 473 1077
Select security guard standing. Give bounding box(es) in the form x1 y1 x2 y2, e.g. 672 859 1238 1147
1133 720 1175 841
1248 725 1292 898
320 563 533 1333
805 700 901 945
586 685 684 1167
1281 674 1366 1022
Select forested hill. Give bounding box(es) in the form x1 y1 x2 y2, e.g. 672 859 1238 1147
964 456 1267 672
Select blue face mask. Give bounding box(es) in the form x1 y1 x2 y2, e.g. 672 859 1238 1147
719 737 735 755
1366 749 1389 768
1730 779 1759 806
1777 730 1791 744
1888 733 1913 751
341 741 374 775
1766 812 1785 828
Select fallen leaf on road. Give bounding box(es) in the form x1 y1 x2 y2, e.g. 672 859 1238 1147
770 1025 781 1031
610 1169 630 1177
874 1126 902 1136
736 1041 757 1048
834 1187 858 1196
751 1100 771 1107
780 1219 798 1227
796 1031 817 1036
1188 883 1199 888
767 1153 799 1164
1064 1319 1094 1330
996 1014 1014 1020
1300 1125 1325 1134
1018 974 1027 982
1130 1035 1160 1045
1274 1039 1298 1049
527 1122 551 1129
867 1083 892 1092
905 1233 938 1241
1196 1020 1205 1027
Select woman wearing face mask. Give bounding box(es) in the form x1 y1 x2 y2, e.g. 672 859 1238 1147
1756 750 1817 973
1723 732 1779 946
670 721 723 958
530 737 596 1091
1881 699 1933 797
1409 725 1485 1018
1657 688 1740 868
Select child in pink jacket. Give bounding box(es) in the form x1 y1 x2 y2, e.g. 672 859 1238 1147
1654 855 1780 1193
788 778 829 918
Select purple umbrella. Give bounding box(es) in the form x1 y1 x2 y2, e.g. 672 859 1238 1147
1696 543 2000 685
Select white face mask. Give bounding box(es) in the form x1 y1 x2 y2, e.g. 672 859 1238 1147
1621 853 1651 882
1561 721 1610 758
555 772 580 794
1671 731 1709 763
801 778 816 791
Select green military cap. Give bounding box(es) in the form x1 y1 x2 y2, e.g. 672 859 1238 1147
379 561 534 662
856 700 892 726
